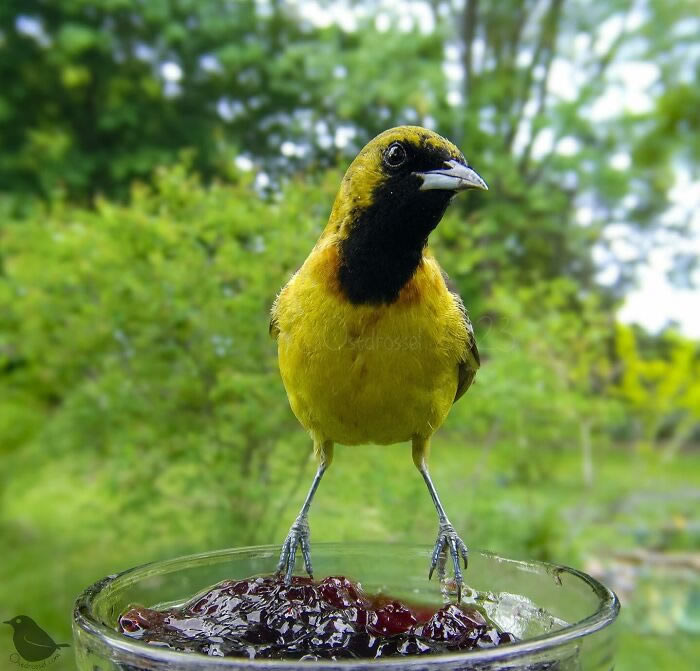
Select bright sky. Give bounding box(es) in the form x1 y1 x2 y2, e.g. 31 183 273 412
617 171 700 338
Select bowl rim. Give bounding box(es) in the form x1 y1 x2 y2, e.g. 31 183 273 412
73 543 620 668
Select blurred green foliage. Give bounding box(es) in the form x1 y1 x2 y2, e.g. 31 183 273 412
0 0 448 201
614 324 700 459
0 1 699 671
0 163 333 526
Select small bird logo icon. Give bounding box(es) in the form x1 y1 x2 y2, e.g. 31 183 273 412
4 615 69 662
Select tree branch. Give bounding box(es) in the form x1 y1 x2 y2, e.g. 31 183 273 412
517 0 564 174
462 0 479 103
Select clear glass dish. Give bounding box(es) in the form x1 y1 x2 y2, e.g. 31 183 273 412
73 543 619 670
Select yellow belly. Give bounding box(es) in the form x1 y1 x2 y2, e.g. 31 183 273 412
275 246 467 445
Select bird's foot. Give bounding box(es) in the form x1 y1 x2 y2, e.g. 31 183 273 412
429 522 469 601
276 516 313 584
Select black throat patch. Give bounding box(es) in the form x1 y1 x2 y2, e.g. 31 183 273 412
338 181 453 304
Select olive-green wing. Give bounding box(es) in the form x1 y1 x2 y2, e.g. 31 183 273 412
441 270 480 403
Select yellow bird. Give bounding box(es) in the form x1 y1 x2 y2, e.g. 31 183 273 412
270 126 487 598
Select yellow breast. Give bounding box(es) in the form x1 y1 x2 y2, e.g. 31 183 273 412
274 242 468 445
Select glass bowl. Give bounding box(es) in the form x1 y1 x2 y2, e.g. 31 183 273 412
73 543 619 670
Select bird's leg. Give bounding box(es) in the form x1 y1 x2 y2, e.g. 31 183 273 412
277 440 333 584
412 436 469 601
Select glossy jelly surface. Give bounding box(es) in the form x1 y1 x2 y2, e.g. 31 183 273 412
119 575 517 661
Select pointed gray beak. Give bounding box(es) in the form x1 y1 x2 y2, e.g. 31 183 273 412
415 160 488 192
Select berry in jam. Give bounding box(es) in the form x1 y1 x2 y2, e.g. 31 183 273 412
118 574 517 660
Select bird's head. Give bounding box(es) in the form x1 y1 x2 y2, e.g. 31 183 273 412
329 125 487 244
326 126 487 304
3 615 32 630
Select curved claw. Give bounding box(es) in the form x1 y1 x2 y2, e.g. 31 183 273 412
276 517 313 584
459 538 469 570
428 523 469 601
300 531 313 576
428 533 447 580
276 538 290 575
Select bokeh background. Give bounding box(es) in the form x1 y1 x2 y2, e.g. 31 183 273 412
1 1 699 669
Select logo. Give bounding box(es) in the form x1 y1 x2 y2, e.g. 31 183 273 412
4 616 68 668
320 326 423 352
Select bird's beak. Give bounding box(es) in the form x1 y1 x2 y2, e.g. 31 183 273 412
3 620 11 625
415 160 488 192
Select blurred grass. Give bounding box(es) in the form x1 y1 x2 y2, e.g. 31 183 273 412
2 433 698 671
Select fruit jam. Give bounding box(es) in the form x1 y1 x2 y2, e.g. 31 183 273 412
119 575 517 660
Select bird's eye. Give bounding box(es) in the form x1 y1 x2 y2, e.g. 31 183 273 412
384 142 407 168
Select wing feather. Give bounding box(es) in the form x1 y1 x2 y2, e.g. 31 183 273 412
441 270 479 403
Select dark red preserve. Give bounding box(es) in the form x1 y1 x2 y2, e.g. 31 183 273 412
119 575 517 660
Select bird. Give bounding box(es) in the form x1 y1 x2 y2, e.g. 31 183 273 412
270 125 487 599
4 615 70 662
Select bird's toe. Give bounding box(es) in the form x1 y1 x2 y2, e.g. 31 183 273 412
428 523 469 601
277 517 313 584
